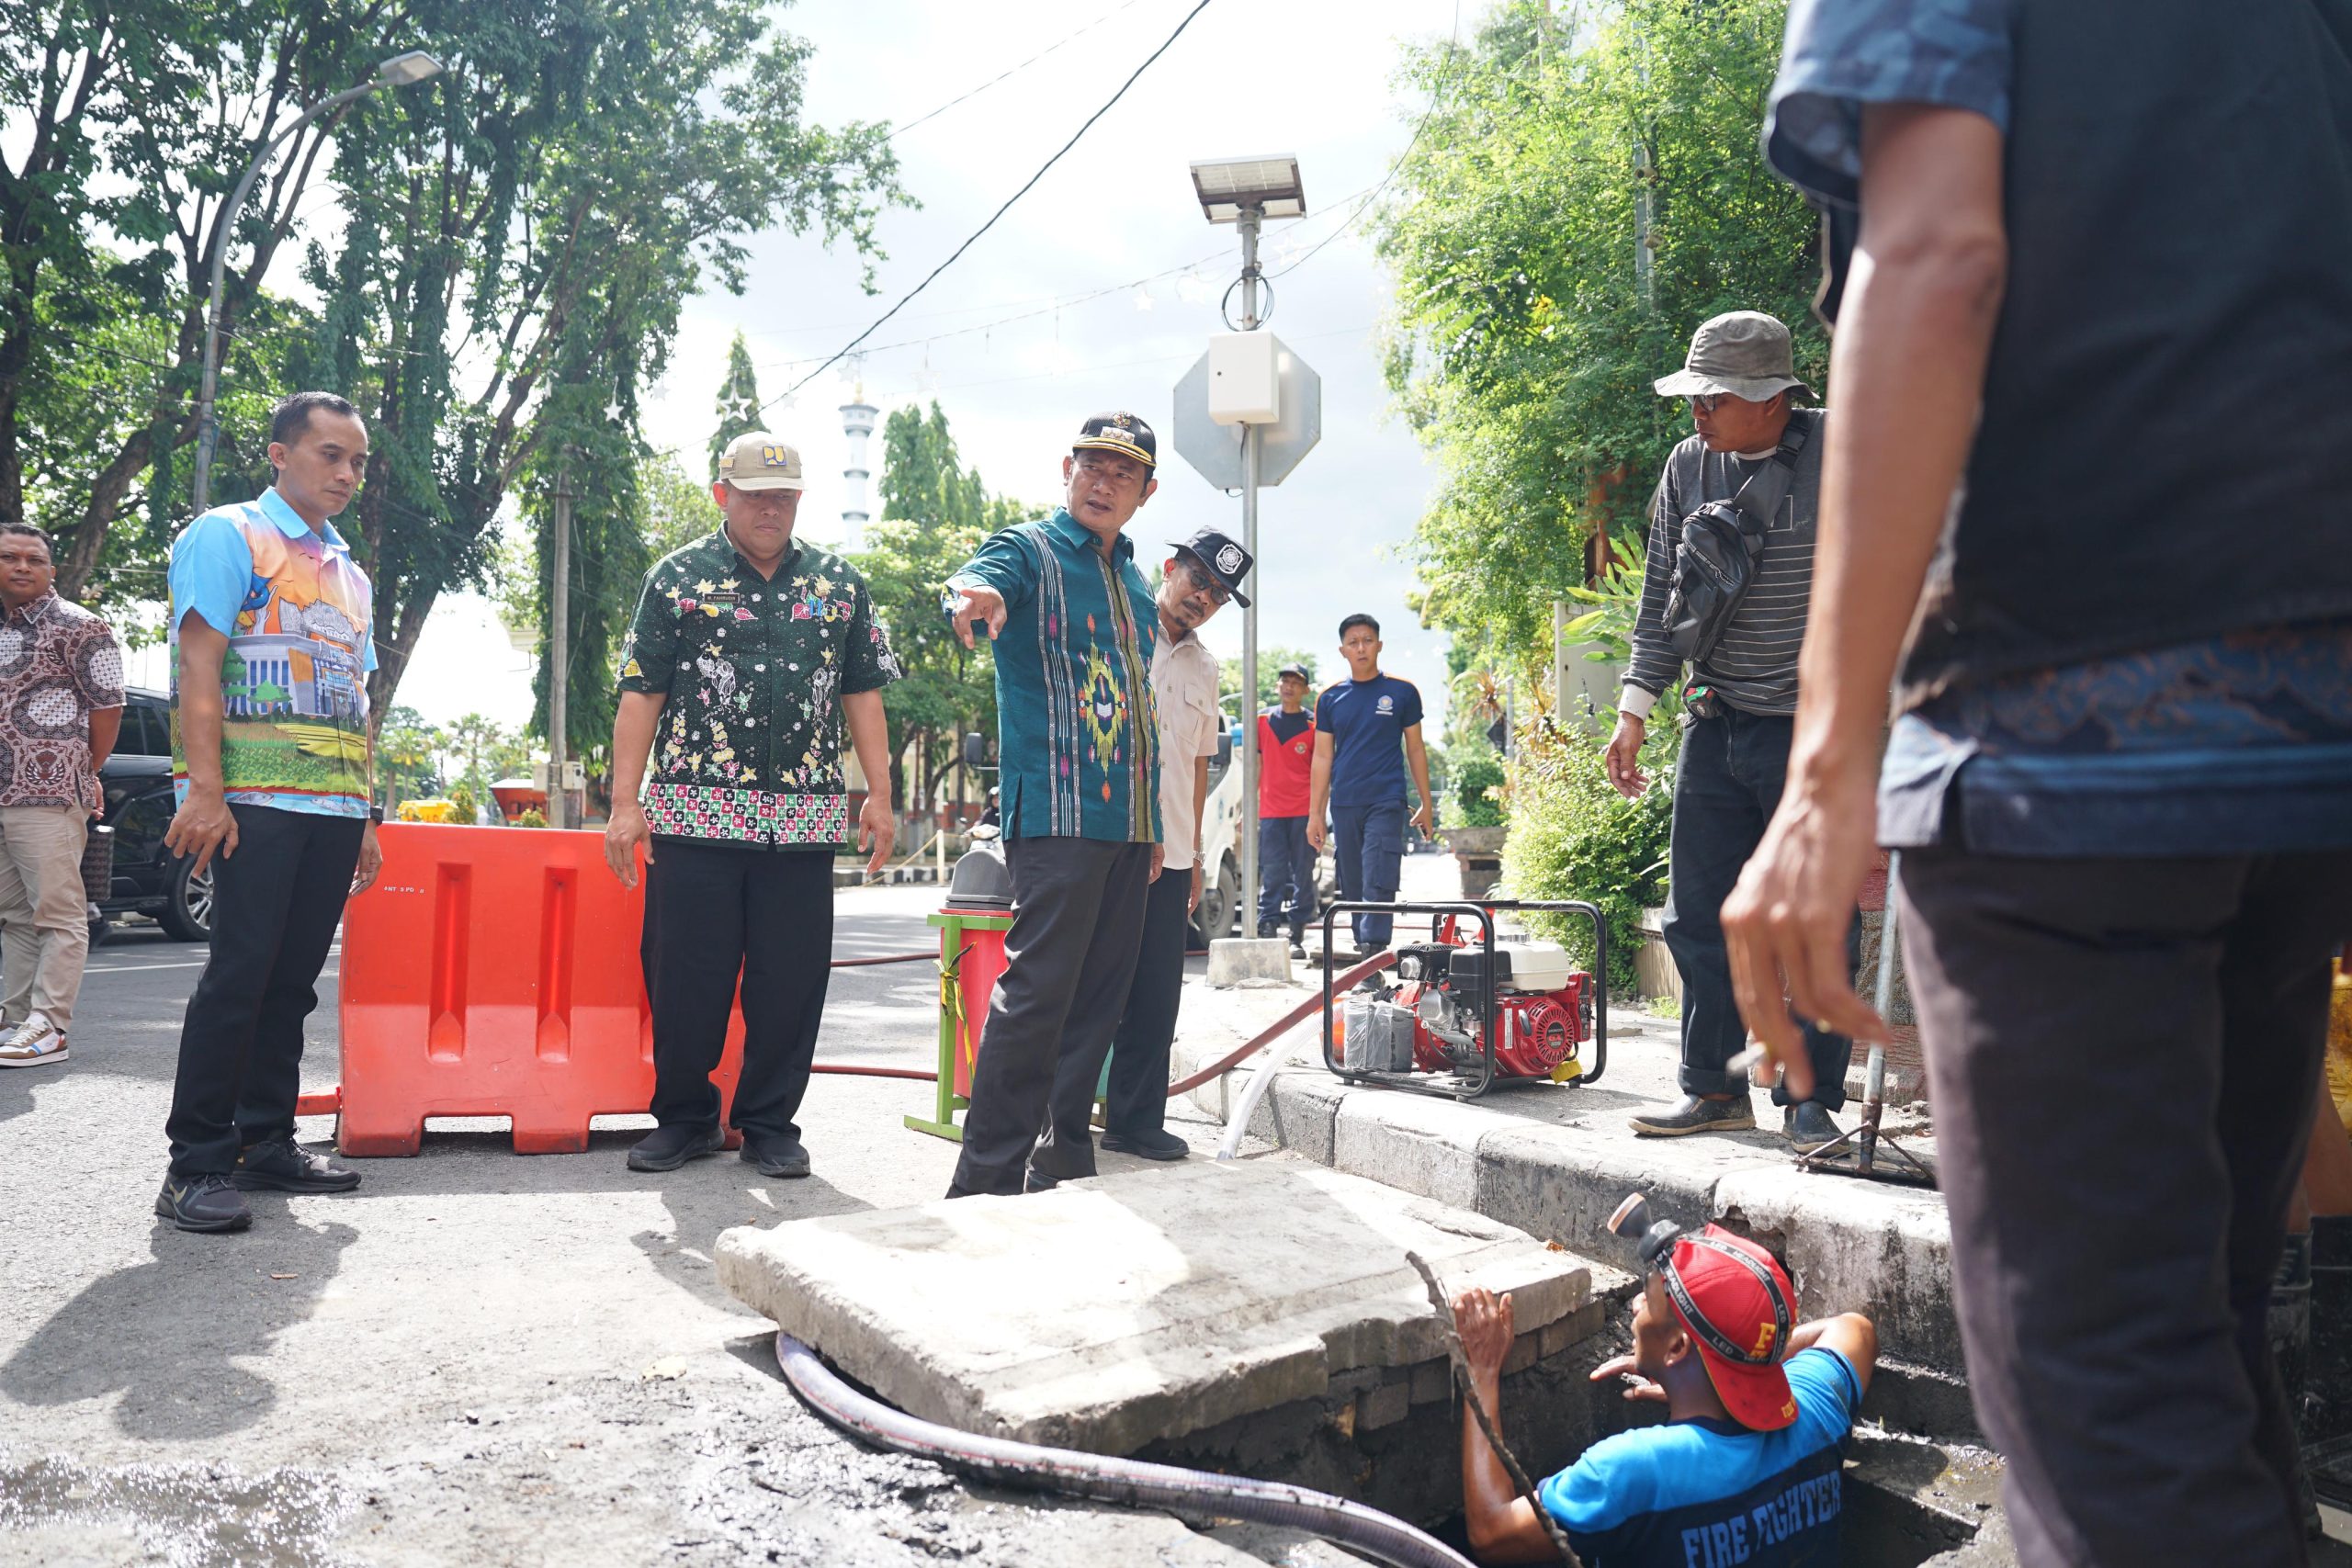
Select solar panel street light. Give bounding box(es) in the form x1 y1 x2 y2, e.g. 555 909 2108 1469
1189 155 1306 223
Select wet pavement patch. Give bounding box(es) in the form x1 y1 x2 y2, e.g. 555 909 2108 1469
0 1451 352 1568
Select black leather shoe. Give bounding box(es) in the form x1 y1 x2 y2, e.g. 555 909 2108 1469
155 1173 253 1234
741 1134 811 1179
1023 1168 1061 1193
1784 1101 1844 1151
627 1123 723 1172
1101 1127 1189 1161
233 1137 361 1193
1627 1094 1756 1137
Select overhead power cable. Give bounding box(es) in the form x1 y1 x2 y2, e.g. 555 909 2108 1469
1266 0 1464 281
888 0 1148 140
766 0 1218 410
749 246 1230 376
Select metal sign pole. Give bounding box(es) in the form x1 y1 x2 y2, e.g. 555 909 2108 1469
548 460 573 831
1236 208 1262 935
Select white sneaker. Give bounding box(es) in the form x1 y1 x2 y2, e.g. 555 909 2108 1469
0 1012 66 1068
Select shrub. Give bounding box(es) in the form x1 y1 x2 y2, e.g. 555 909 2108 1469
448 782 480 825
514 808 548 829
1501 718 1675 997
1453 750 1507 829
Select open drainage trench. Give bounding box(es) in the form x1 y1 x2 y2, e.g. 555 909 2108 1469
765 1273 1997 1568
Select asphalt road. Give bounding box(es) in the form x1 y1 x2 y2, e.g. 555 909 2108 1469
0 885 1298 1568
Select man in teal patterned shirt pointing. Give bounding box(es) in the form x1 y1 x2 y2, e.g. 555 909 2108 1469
942 412 1164 1197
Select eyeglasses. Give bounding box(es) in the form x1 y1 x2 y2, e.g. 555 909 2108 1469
1687 393 1728 413
1176 562 1229 607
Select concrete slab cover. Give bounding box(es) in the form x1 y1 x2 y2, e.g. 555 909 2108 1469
716 1159 1593 1454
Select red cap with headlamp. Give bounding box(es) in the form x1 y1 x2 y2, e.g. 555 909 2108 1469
1609 1192 1802 1431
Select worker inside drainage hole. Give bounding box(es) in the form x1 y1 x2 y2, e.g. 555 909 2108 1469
1453 1193 1880 1566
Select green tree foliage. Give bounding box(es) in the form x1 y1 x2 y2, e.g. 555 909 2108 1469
1216 647 1317 713
1452 749 1506 829
639 448 721 558
853 401 1026 811
707 330 763 479
377 705 447 807
441 711 530 801
0 2 388 593
1374 0 1823 673
1502 719 1675 994
307 0 903 749
4 0 906 745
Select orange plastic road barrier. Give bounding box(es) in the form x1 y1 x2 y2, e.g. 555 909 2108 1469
336 823 745 1156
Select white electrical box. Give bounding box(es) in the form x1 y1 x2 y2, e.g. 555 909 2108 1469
560 761 586 790
1207 332 1281 425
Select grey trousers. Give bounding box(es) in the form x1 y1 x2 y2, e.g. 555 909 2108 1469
948 835 1153 1196
1904 849 2352 1568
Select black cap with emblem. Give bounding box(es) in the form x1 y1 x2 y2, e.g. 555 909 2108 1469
1073 411 1157 470
1170 525 1253 609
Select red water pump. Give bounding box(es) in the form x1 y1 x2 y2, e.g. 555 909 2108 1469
1382 932 1596 1079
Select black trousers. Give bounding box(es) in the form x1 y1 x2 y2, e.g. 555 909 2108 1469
1048 864 1192 1147
950 836 1151 1195
1903 849 2352 1568
641 840 833 1141
166 805 362 1178
1663 709 1857 1110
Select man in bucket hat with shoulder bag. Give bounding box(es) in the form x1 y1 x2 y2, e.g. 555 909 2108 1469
1608 310 1860 1151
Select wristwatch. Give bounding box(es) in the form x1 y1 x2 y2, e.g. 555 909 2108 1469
368 805 385 825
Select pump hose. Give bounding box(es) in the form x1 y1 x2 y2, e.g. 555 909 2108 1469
773 1332 1476 1568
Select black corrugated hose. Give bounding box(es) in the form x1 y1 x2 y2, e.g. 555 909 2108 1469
774 1332 1476 1568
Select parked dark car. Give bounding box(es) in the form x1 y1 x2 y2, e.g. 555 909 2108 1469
98 686 211 942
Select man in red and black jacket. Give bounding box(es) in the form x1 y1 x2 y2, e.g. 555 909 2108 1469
1255 662 1316 958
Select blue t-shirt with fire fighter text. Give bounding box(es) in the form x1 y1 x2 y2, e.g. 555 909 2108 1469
1537 1348 1861 1567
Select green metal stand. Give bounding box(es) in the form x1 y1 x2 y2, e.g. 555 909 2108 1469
905 908 1014 1142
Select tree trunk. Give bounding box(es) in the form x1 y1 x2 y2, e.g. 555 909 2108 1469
57 424 161 599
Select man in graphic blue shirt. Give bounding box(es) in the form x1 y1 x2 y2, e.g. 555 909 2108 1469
1306 614 1433 955
1455 1224 1877 1565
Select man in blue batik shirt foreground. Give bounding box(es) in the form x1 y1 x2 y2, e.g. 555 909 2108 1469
1724 2 2352 1563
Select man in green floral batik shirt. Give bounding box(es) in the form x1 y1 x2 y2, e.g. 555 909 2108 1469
605 430 900 1180
941 411 1165 1198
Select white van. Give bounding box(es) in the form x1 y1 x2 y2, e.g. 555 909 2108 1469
1187 712 1332 946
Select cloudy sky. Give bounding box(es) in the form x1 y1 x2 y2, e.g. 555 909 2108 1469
133 1 1472 733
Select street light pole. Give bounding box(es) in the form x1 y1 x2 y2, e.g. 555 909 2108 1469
1235 205 1263 937
548 457 574 830
187 51 444 517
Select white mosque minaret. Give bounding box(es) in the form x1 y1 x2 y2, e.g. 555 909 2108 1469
839 367 876 553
